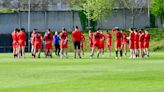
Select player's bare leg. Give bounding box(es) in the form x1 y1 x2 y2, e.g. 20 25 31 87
78 49 81 58
81 48 84 56
97 49 100 58
108 47 111 56
38 49 41 58
90 47 95 58
21 47 25 58
115 48 119 59
145 48 149 57
60 49 64 58
74 49 77 58
65 48 68 59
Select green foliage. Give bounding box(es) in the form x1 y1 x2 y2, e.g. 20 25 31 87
0 9 16 13
151 0 164 27
82 0 114 21
151 0 164 17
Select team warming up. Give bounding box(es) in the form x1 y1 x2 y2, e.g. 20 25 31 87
11 26 150 59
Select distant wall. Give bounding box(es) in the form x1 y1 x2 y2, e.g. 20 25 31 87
97 9 150 29
0 11 82 34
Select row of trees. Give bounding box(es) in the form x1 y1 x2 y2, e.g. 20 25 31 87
68 0 164 29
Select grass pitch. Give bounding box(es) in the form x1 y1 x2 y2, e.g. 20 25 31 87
0 52 164 92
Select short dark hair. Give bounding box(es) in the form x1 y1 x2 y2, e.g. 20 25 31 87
97 28 100 31
75 26 78 29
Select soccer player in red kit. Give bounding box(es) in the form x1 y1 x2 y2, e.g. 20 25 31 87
44 29 53 58
12 28 19 58
72 26 83 58
134 29 140 58
139 29 145 58
89 30 93 52
18 28 26 58
129 28 135 58
31 29 36 56
122 31 128 56
100 31 105 56
112 27 123 59
81 33 85 56
106 30 112 56
33 32 43 58
144 30 150 57
90 28 102 58
59 28 68 58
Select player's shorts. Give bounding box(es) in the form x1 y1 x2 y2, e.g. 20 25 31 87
12 41 18 48
45 44 52 50
134 42 139 49
129 41 134 49
144 42 149 48
73 41 81 50
115 42 122 48
60 40 68 49
107 44 112 48
93 41 100 49
89 42 93 48
81 43 84 49
139 42 144 49
18 40 26 48
34 43 42 50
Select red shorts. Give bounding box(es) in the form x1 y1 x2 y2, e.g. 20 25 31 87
107 44 112 48
93 41 100 49
45 44 52 50
60 41 68 49
129 41 134 49
144 42 149 48
89 42 93 48
134 42 139 49
12 41 18 48
139 42 144 49
115 42 122 48
34 43 42 49
81 43 84 49
18 40 26 48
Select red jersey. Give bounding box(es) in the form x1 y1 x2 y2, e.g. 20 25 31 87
112 28 123 48
135 33 139 42
12 31 18 42
31 32 36 44
44 33 53 45
144 33 150 42
106 33 112 47
18 31 26 41
122 33 128 44
60 32 68 41
134 33 139 49
130 31 135 42
112 28 122 43
139 33 145 49
93 32 102 42
72 29 83 42
99 34 105 49
34 33 42 44
81 34 85 41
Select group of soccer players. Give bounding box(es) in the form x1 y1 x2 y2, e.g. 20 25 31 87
88 27 150 59
12 26 150 59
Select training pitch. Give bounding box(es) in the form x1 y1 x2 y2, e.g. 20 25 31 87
0 52 164 92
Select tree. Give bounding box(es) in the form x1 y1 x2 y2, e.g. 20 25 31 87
68 0 114 30
151 0 164 28
121 0 147 27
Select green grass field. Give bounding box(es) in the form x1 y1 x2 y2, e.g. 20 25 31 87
0 52 164 92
